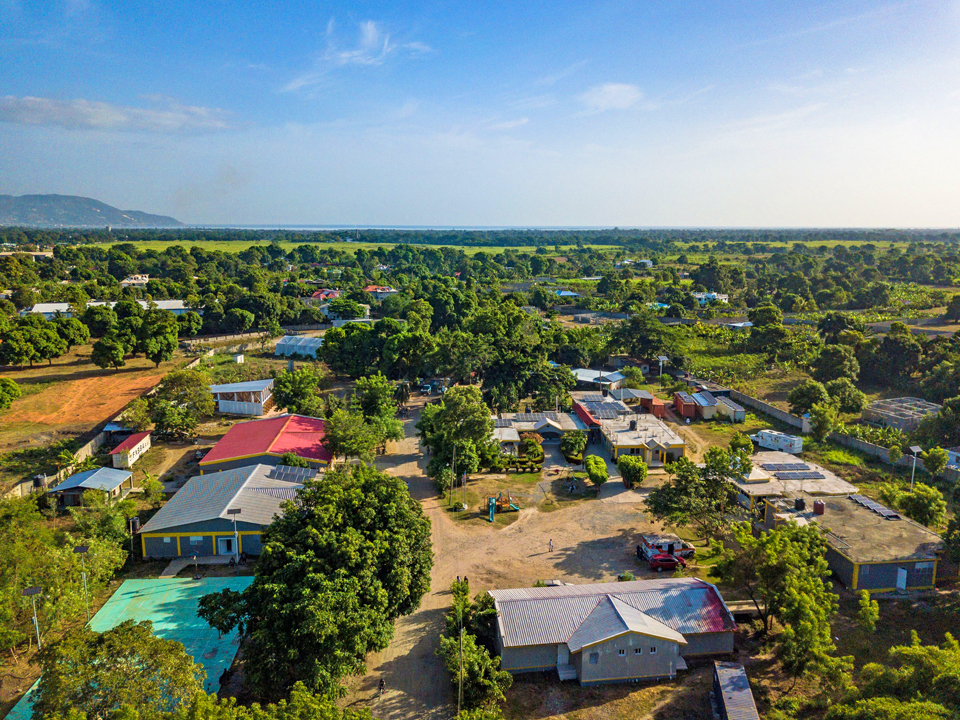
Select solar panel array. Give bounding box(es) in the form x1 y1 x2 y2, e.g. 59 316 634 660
494 418 513 428
761 462 809 471
271 465 319 483
849 494 901 520
515 412 563 422
581 394 605 403
774 471 825 481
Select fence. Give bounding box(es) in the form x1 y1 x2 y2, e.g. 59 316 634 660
729 389 811 434
828 432 960 483
6 430 108 499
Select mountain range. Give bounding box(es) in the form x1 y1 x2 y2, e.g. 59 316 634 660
0 194 183 228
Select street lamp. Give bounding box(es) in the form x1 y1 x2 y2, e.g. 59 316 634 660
909 445 923 490
73 545 90 624
191 554 200 580
22 587 42 650
657 356 669 387
226 508 241 561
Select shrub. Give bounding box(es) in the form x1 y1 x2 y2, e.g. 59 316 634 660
617 455 648 489
584 455 608 486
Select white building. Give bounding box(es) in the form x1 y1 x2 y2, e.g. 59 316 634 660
109 431 152 469
751 429 803 454
210 379 274 416
691 292 729 306
120 274 150 288
22 299 195 319
274 335 324 359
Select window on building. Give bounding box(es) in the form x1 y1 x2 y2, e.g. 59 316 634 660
649 646 657 654
618 648 625 656
589 652 599 664
189 536 203 545
916 562 934 570
163 537 171 544
634 648 642 655
860 565 870 577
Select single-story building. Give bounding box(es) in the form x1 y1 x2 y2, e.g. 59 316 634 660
692 392 718 420
317 301 370 321
691 292 729 306
641 395 667 419
138 463 316 558
493 427 522 454
274 335 323 359
556 289 580 299
48 467 133 507
684 378 732 398
210 379 274 416
363 285 400 302
22 299 196 320
673 392 697 419
110 431 151 469
573 369 626 390
728 451 857 513
715 397 745 423
199 414 332 473
762 491 944 593
493 412 588 443
713 662 760 720
489 578 736 685
600 415 685 466
610 388 653 405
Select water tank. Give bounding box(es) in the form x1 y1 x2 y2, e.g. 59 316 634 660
813 500 825 515
602 388 609 397
629 419 637 431
794 498 806 512
130 516 141 533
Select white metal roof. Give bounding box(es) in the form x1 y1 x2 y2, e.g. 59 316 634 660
566 596 686 651
209 379 274 394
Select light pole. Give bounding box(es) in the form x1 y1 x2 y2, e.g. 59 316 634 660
657 355 668 388
191 554 200 580
73 545 90 624
226 508 241 563
909 445 923 491
22 587 42 650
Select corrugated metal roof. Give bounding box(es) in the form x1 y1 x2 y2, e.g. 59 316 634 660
490 579 735 648
209 379 274 394
566 596 686 651
139 464 306 533
50 467 132 493
109 431 151 455
714 662 760 720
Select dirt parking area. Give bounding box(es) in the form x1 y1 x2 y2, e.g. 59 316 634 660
342 399 709 720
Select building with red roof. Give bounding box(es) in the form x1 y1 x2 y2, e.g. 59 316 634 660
110 431 151 469
199 414 332 473
363 285 400 301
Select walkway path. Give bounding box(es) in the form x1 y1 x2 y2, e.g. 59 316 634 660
159 555 232 578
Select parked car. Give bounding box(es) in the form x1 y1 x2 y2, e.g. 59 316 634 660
648 553 686 573
637 534 696 560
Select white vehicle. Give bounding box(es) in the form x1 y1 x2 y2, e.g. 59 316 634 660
751 429 803 454
636 533 696 560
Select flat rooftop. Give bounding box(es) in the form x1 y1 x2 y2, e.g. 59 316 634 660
730 451 857 498
494 412 587 433
767 492 943 564
600 414 684 448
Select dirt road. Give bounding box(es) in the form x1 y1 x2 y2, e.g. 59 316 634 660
344 403 661 720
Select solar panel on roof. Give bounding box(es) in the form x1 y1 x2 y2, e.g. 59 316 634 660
582 394 604 403
495 419 512 428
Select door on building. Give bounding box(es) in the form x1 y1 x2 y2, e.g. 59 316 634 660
218 537 235 556
557 644 570 665
896 567 908 591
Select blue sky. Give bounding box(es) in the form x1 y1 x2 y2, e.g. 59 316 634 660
2 1 960 226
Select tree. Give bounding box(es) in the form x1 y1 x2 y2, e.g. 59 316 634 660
155 370 215 419
729 431 753 455
897 483 947 528
817 311 866 345
279 451 311 468
855 590 879 634
417 386 495 476
33 620 205 720
121 398 152 432
826 378 867 414
150 401 197 439
787 379 830 415
81 305 118 337
53 317 90 350
813 344 860 383
273 367 326 416
437 632 512 711
749 304 789 359
92 334 127 371
0 328 38 367
560 430 587 459
198 464 433 699
323 409 381 463
0 377 21 411
617 455 647 489
944 518 960 563
139 309 179 367
328 298 365 320
354 373 396 421
645 448 746 538
176 311 203 337
224 308 256 334
810 401 839 443
34 326 68 365
584 455 608 486
921 447 949 479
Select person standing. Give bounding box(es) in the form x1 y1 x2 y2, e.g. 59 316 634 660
548 539 554 552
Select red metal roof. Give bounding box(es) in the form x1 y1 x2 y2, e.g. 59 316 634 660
573 401 598 427
109 431 151 455
200 415 332 465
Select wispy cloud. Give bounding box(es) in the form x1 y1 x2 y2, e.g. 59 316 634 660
536 60 589 86
489 117 529 131
0 95 231 133
578 83 643 114
283 20 429 93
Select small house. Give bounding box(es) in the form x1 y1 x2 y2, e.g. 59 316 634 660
274 335 323 359
640 395 667 419
600 415 685 466
210 379 274 417
48 467 133 507
363 285 399 302
713 662 760 720
673 392 697 419
692 392 718 420
573 369 626 390
489 579 736 686
110 431 151 469
715 397 746 423
139 463 316 558
199 414 332 473
610 388 652 405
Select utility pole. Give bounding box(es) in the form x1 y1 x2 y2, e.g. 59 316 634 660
73 545 90 624
458 626 464 717
909 445 923 490
22 587 42 650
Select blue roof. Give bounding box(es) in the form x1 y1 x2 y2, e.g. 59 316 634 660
556 290 579 297
50 467 131 493
692 391 718 407
209 379 274 393
720 397 745 412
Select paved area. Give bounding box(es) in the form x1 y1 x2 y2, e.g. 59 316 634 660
7 577 253 720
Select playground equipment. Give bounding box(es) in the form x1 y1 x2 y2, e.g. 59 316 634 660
487 492 520 522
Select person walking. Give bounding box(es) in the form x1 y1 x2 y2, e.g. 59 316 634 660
548 539 554 552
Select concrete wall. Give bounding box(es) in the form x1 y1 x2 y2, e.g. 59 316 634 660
500 644 557 673
827 433 960 484
730 390 811 434
856 559 937 592
825 547 856 588
577 633 680 685
682 632 735 657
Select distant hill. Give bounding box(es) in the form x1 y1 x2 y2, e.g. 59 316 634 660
0 194 183 228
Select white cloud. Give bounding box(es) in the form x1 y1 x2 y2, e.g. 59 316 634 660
0 95 230 133
489 117 529 131
578 83 643 114
403 41 433 55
